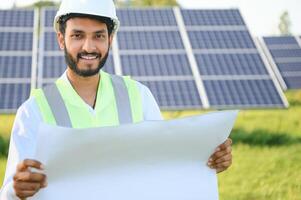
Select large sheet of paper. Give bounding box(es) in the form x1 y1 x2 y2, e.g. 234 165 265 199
32 110 238 200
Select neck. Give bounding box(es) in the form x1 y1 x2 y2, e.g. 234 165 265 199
66 68 100 108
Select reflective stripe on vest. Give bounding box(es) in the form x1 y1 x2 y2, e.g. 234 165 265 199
42 75 134 127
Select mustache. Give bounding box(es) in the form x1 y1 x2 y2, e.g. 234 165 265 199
77 52 101 59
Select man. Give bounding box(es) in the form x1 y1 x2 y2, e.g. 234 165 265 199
0 0 232 199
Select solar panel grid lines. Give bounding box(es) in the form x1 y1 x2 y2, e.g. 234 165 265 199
181 9 245 26
116 7 205 109
0 9 36 112
117 8 177 27
251 37 289 106
262 36 301 89
0 9 34 27
181 8 287 108
173 7 209 108
0 8 289 112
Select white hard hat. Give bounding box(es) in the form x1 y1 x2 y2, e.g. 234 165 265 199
53 0 120 33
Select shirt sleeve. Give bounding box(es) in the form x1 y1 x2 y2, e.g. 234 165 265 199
136 82 163 121
0 97 42 200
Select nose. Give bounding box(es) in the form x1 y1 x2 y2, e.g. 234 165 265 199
82 38 96 53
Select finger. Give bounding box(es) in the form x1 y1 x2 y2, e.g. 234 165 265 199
14 171 46 183
17 159 45 172
214 153 232 164
216 167 227 173
14 181 41 191
214 160 232 169
215 138 232 152
209 146 232 162
16 190 38 199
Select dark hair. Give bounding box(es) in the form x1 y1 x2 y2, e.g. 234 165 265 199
58 13 114 35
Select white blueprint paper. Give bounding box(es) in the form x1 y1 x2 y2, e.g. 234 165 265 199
31 110 238 200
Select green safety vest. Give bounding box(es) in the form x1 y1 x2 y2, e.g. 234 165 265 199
31 70 144 128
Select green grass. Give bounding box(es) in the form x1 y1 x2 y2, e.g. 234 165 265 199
218 144 301 200
0 157 7 186
0 90 300 199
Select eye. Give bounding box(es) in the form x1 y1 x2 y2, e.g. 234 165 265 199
96 34 105 39
71 33 82 39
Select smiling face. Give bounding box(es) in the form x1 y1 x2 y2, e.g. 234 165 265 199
57 17 113 77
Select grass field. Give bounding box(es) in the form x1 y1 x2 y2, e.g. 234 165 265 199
0 90 300 199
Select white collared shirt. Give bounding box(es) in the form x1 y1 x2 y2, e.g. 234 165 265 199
0 72 162 199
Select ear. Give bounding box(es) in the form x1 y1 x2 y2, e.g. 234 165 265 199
108 33 114 47
57 32 65 50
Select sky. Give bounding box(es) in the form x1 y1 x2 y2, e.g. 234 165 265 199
0 0 300 36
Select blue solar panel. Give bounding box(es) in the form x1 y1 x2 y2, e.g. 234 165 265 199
276 62 301 72
188 31 255 49
42 55 114 78
195 53 268 75
141 80 202 108
0 56 32 78
44 31 60 51
263 36 298 45
0 32 33 51
0 10 34 27
117 9 177 26
269 49 301 58
118 31 184 49
44 9 56 27
283 76 301 89
204 80 283 107
121 54 192 76
181 9 245 26
0 83 31 110
263 36 301 89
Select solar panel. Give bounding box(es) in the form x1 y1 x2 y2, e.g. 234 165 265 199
180 8 286 108
0 9 35 112
203 79 283 107
0 32 33 51
121 54 192 76
263 36 301 89
0 83 31 111
117 9 177 26
195 54 268 75
141 80 202 109
0 56 32 78
117 8 200 109
0 10 34 27
118 31 184 50
36 8 288 110
188 30 255 49
181 9 245 26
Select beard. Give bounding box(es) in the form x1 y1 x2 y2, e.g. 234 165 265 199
64 45 109 77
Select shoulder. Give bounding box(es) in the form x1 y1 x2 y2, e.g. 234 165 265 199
134 81 163 121
13 96 43 137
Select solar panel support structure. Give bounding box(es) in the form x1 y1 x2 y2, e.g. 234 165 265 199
173 7 210 109
295 36 301 48
258 37 288 90
254 37 289 107
30 8 39 90
112 33 122 75
37 8 46 88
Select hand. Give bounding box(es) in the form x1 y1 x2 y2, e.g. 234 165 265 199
13 159 47 199
207 138 232 173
